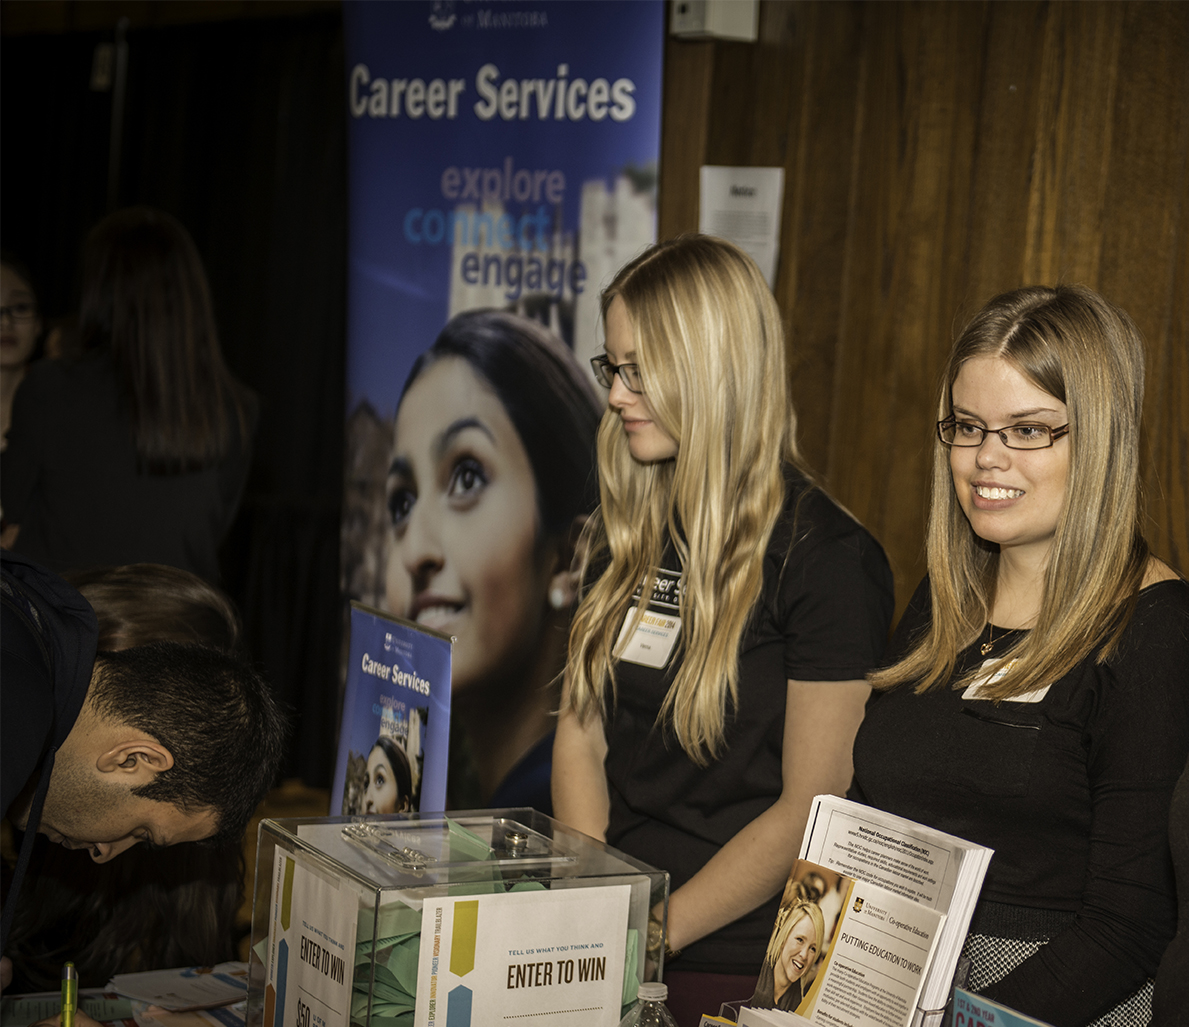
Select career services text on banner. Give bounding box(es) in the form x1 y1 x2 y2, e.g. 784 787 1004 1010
341 0 664 613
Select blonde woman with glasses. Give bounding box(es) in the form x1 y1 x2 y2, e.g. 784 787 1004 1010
554 235 893 1023
851 285 1189 1027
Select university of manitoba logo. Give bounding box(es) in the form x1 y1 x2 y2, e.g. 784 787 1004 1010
428 0 457 31
852 896 864 914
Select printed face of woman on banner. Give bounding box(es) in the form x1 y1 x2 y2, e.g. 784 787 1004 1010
385 356 555 696
364 737 413 814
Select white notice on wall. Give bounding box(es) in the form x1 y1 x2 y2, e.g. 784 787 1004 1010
699 166 785 287
415 885 631 1027
264 851 358 1027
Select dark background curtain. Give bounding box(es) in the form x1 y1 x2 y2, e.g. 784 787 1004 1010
1 10 347 786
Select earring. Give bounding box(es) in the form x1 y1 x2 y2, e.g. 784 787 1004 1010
549 587 567 610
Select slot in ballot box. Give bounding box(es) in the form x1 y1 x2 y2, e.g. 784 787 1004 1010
248 809 668 1027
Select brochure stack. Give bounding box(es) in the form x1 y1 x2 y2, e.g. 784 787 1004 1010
738 797 993 1027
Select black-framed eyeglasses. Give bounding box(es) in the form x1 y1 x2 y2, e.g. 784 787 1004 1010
0 302 37 323
937 417 1070 450
590 355 643 393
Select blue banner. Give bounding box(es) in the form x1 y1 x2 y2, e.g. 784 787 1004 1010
340 0 663 809
344 0 663 423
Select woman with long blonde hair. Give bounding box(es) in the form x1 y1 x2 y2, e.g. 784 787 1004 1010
553 235 893 1022
851 285 1189 1026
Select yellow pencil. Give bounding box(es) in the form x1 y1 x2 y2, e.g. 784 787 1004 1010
61 962 78 1027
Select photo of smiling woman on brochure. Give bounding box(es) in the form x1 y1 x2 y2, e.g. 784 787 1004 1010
752 897 826 1012
751 862 851 1015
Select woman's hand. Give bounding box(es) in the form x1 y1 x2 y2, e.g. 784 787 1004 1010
663 678 871 953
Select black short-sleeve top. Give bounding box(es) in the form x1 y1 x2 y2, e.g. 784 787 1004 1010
600 467 894 973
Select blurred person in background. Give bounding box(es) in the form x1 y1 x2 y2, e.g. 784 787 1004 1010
1 208 255 582
0 256 44 451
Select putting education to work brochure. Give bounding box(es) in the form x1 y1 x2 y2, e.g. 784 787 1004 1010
738 797 993 1027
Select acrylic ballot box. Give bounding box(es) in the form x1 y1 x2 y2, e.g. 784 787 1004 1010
248 809 668 1027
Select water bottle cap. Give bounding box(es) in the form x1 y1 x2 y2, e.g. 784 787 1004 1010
638 982 668 1001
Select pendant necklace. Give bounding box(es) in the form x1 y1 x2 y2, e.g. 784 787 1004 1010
980 625 996 656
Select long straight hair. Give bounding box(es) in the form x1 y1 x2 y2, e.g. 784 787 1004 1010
565 235 807 762
870 285 1149 699
78 207 250 470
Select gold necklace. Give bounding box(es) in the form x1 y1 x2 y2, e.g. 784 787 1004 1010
980 625 996 656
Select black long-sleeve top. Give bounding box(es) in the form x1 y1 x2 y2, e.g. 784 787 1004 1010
851 576 1189 1026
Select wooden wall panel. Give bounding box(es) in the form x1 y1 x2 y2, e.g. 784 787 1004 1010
658 0 1189 615
1099 3 1189 571
1022 3 1124 285
716 1 868 477
826 2 991 587
658 35 714 239
963 1 1047 306
782 2 866 479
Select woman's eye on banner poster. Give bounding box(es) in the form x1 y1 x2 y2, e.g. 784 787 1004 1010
339 0 664 814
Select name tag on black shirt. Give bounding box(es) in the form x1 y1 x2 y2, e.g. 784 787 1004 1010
614 566 682 669
961 658 1051 703
615 604 682 668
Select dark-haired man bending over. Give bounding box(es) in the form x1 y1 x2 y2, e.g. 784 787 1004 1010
1 551 287 962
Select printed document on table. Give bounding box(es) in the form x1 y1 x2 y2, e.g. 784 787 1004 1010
108 963 247 1011
800 799 966 912
0 990 135 1026
798 796 992 1019
744 858 944 1027
800 879 944 1027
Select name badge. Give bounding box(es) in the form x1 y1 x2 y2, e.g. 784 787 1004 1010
614 604 681 669
962 658 1051 703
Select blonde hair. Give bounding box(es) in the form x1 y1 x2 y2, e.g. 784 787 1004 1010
565 235 805 762
871 285 1149 700
765 898 825 970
